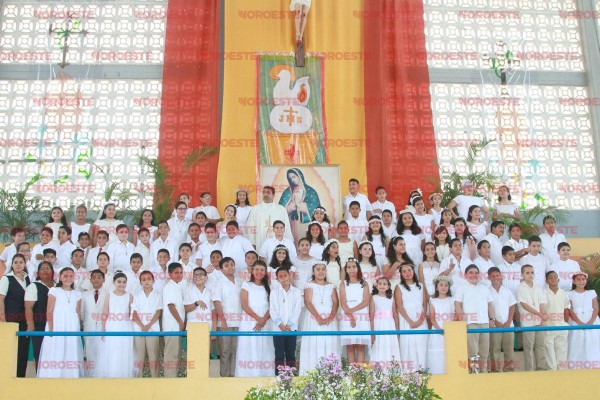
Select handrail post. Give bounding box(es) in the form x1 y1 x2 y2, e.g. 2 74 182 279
0 322 18 378
444 321 469 375
186 323 210 380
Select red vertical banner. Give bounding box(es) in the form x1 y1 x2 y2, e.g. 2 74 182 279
158 0 221 203
363 0 439 206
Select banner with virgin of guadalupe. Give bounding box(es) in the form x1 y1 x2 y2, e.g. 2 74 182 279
256 53 327 165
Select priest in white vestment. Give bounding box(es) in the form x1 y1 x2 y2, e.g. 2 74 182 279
247 186 293 251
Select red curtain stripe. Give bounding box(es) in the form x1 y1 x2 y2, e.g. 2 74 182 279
158 0 221 204
364 0 440 207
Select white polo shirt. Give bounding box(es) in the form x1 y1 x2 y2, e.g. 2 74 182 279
454 282 493 324
212 276 242 328
343 192 372 220
162 279 185 331
488 285 516 325
132 289 162 332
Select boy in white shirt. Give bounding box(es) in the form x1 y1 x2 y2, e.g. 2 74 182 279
17 242 37 277
213 257 242 377
125 253 143 295
195 223 221 268
134 228 152 270
539 215 566 265
439 238 472 291
371 186 396 221
184 267 214 328
80 269 107 376
162 262 186 378
473 240 494 284
151 221 179 266
517 264 548 371
0 227 25 274
86 230 109 271
549 242 581 292
482 221 505 266
168 201 192 246
219 221 254 272
269 267 302 375
343 178 372 220
187 223 204 258
31 227 57 263
70 248 90 291
506 223 529 265
543 270 570 370
178 243 195 287
520 235 549 288
346 201 369 243
193 192 221 223
132 270 162 377
487 267 516 372
381 209 397 239
259 221 297 264
499 246 520 297
454 264 495 373
150 249 171 294
106 224 135 273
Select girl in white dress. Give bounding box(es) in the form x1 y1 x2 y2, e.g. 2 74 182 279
234 189 253 238
397 211 425 266
357 241 379 289
395 263 428 371
434 226 450 262
428 276 455 374
412 197 435 242
383 237 414 290
95 272 136 378
306 221 325 259
336 221 357 266
292 238 315 294
363 216 388 267
418 242 441 298
235 260 275 377
339 259 370 364
268 245 297 291
322 239 342 287
92 202 124 245
312 206 332 240
428 193 443 228
493 185 521 221
70 204 91 244
437 209 456 239
466 205 489 242
567 272 600 369
132 209 158 245
37 267 84 378
370 276 400 368
216 205 237 238
46 206 68 241
299 261 340 375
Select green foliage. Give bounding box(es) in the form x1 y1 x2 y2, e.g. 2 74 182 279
0 183 46 241
507 205 570 240
579 253 600 299
139 145 219 221
436 139 500 208
245 355 441 400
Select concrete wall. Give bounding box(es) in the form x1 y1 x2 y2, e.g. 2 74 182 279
1 322 600 400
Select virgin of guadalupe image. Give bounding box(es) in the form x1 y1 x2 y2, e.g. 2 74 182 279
278 168 321 242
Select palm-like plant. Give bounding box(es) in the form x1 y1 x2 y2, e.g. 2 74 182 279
139 145 219 221
579 253 600 298
437 138 501 208
0 182 46 242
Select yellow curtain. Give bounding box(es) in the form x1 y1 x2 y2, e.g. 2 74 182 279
217 0 366 219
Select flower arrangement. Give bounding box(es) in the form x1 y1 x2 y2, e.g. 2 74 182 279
245 354 441 400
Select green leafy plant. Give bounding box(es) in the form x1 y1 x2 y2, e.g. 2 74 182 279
499 205 570 240
435 138 500 208
0 182 46 242
139 145 219 221
579 253 600 298
245 355 441 400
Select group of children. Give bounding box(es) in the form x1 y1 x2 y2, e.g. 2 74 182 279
0 181 598 378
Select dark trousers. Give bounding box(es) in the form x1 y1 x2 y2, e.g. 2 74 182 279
32 323 46 368
273 336 296 375
16 321 30 377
